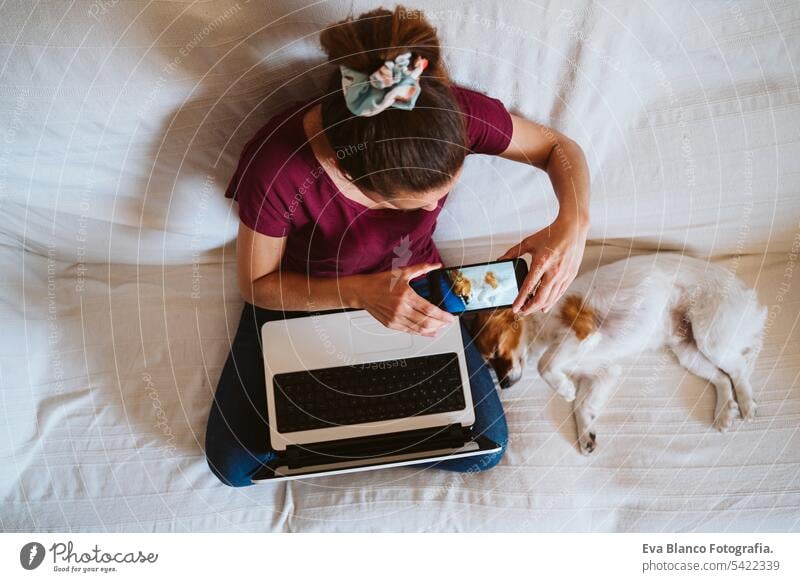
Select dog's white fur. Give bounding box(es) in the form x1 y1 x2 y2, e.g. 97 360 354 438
495 254 766 454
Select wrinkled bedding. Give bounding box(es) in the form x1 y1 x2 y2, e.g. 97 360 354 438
1 0 798 531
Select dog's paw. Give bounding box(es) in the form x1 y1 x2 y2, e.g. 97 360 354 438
544 373 577 401
739 398 756 422
713 399 739 432
556 380 577 402
579 431 597 455
560 388 577 402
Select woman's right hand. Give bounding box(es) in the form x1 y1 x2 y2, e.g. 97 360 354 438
350 263 455 337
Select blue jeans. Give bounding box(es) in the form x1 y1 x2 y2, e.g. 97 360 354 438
205 284 508 487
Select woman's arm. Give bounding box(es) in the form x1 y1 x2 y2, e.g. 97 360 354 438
236 222 352 311
236 222 453 335
498 114 591 315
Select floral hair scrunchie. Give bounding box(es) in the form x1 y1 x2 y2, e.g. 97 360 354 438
340 52 429 117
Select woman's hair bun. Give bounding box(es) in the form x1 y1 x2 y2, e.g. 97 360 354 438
318 6 464 199
320 6 446 81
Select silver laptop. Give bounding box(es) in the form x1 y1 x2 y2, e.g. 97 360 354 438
252 310 501 482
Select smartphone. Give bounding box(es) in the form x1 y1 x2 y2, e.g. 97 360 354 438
427 258 529 314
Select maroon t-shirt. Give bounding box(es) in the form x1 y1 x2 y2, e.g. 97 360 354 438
225 86 513 278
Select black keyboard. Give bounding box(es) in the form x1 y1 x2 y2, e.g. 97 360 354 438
273 353 466 433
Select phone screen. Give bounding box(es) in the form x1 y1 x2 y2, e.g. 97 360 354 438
433 261 521 314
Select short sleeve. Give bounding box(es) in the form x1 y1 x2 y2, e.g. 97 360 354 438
451 86 513 155
228 165 292 238
225 132 295 238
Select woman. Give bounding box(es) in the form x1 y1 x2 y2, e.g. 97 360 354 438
205 6 590 487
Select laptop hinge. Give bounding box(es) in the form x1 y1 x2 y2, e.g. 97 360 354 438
282 423 470 470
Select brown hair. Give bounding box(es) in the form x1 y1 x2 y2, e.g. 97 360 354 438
319 6 467 199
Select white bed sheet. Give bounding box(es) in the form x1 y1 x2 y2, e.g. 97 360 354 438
1 246 798 532
1 0 799 531
1 0 798 264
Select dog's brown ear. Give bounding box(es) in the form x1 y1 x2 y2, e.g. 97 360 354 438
465 309 524 387
467 309 522 357
489 357 516 388
463 310 499 359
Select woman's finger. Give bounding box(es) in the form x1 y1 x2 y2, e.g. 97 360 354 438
540 275 570 313
382 312 426 335
544 278 572 312
407 292 454 324
548 261 580 309
519 269 558 315
536 275 567 314
512 259 547 313
403 305 449 336
397 313 438 337
498 242 524 261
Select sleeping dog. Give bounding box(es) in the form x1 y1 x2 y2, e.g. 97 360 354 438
465 254 767 454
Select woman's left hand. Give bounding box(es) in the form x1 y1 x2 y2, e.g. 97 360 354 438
499 215 589 315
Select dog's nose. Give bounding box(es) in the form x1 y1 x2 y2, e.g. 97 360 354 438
499 368 523 389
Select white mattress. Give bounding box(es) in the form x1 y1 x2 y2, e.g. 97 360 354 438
1 0 799 531
2 246 798 532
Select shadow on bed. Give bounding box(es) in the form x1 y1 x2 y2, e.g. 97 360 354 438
116 3 333 454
